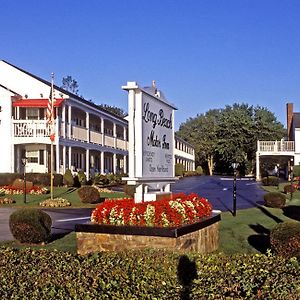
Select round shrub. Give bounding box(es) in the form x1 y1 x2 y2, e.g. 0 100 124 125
261 176 279 186
283 184 296 194
77 170 87 186
9 208 52 244
270 221 300 259
196 166 203 175
77 186 100 204
263 192 286 208
63 169 74 187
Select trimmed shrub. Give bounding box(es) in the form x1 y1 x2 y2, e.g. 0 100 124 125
175 163 184 177
0 249 299 299
261 176 279 186
0 173 21 186
63 169 74 187
77 186 100 204
270 221 300 259
263 192 286 208
283 184 296 194
98 174 109 185
293 165 300 178
77 170 87 186
9 208 52 244
196 166 203 175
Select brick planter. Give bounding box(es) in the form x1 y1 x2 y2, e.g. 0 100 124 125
76 213 220 255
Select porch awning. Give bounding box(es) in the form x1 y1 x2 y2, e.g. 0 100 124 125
12 98 64 107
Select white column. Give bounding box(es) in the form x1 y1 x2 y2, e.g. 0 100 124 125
86 112 90 142
113 123 117 148
56 143 60 173
68 105 72 139
113 153 117 174
101 118 105 146
123 155 127 174
86 148 90 179
100 151 104 174
123 126 127 141
256 151 260 181
68 146 72 170
128 89 136 178
62 145 66 174
62 104 66 138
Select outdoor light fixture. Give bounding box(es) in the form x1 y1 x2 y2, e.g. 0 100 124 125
231 162 239 217
290 158 294 200
21 157 28 204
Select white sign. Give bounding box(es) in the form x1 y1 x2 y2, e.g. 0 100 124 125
142 93 174 178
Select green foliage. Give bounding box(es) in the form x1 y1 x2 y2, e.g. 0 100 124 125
0 248 298 299
183 171 197 177
9 208 52 244
77 186 100 204
263 192 286 208
175 163 184 176
177 104 285 175
61 75 79 95
98 104 127 117
261 176 280 186
270 221 300 259
77 170 86 186
63 169 74 187
293 165 300 177
196 166 203 175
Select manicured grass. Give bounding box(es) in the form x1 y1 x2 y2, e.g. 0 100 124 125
0 186 126 208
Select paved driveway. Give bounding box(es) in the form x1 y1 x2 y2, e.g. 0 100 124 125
172 175 266 212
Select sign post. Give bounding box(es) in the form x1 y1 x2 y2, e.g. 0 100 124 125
122 81 177 203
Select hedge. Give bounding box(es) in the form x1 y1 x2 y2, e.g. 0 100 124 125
0 248 299 299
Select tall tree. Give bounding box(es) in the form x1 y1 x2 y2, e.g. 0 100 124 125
177 103 285 175
61 76 79 95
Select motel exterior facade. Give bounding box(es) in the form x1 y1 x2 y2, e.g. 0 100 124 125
0 60 195 178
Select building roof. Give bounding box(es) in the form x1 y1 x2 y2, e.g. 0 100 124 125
1 60 127 123
293 113 300 129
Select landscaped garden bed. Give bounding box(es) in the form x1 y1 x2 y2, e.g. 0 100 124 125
76 193 221 254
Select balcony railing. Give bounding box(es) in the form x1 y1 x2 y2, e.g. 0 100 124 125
12 120 128 151
258 141 295 152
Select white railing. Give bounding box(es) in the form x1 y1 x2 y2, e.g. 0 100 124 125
13 120 51 138
13 119 128 152
104 135 114 147
116 138 128 150
258 141 295 152
90 130 103 144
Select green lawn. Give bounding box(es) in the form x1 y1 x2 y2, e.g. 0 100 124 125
1 181 300 255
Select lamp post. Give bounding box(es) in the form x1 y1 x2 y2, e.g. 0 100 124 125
21 157 27 204
232 162 238 216
290 158 294 200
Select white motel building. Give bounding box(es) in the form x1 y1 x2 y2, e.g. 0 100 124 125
0 60 195 178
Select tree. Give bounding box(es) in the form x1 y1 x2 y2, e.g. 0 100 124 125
177 109 221 175
61 76 79 95
98 104 127 118
177 103 286 175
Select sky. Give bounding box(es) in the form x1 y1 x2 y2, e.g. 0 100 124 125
2 0 300 129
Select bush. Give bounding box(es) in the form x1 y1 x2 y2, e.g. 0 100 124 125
283 184 296 194
196 166 203 175
0 173 21 186
0 249 299 299
175 163 184 177
270 221 300 259
63 169 74 187
9 208 52 244
77 186 100 204
183 171 197 177
261 176 279 186
124 184 135 197
263 192 286 208
293 165 300 178
77 170 87 186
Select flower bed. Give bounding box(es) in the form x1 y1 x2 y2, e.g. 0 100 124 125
39 198 71 207
0 185 48 195
91 193 212 227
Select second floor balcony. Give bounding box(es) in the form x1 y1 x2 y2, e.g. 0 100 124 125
257 140 295 154
12 119 128 151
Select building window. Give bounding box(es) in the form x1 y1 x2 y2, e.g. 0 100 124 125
27 108 39 120
27 150 39 163
39 150 44 165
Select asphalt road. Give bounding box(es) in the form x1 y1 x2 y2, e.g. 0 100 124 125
0 176 266 241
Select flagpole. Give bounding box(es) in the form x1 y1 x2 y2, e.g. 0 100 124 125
50 73 54 200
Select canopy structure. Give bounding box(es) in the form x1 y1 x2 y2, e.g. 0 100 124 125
12 98 64 107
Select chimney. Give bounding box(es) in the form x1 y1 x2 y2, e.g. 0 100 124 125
286 103 294 141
